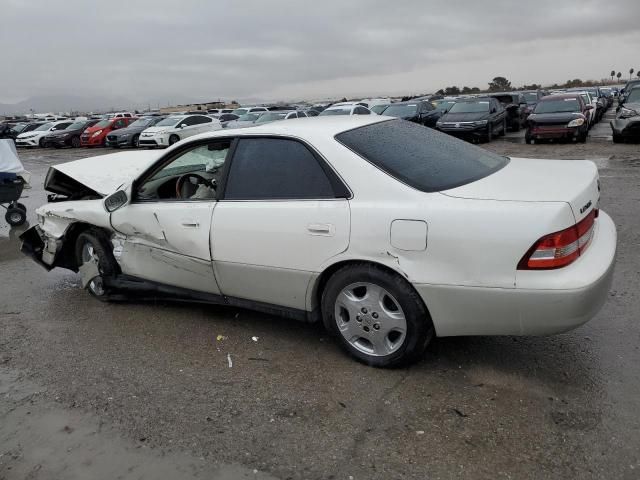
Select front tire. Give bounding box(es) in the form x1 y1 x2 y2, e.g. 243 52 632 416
132 134 140 148
39 137 46 148
499 119 506 136
71 136 81 148
321 264 434 367
169 134 180 146
612 133 623 143
75 230 118 301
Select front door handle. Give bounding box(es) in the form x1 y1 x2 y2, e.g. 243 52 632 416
307 223 334 236
181 221 200 228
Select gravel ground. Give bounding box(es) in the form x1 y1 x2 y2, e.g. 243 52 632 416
1 108 639 480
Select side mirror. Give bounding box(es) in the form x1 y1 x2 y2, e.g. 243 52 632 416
179 124 187 129
104 190 128 212
585 105 594 110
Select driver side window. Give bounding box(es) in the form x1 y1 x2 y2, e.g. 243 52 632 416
137 140 232 202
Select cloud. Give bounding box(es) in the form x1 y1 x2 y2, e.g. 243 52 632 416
0 0 638 105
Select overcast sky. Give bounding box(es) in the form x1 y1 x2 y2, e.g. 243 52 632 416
1 0 639 105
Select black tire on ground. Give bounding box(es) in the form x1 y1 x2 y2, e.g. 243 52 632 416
512 121 520 132
132 134 140 148
525 136 533 144
612 133 623 143
74 229 118 301
39 137 46 148
321 263 435 368
578 131 588 143
14 202 26 212
484 124 493 143
499 119 506 136
5 207 26 226
71 137 81 148
169 134 180 146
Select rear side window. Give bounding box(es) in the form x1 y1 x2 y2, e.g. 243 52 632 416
224 138 336 200
335 120 508 192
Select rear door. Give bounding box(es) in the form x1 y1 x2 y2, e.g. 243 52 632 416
211 136 351 310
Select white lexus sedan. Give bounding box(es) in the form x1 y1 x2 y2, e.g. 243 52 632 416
21 116 616 367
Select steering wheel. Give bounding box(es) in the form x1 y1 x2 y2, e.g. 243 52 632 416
175 173 215 199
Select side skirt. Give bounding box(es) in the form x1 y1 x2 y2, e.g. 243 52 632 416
105 274 314 323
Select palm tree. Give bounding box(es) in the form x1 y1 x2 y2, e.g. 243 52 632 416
637 71 640 79
610 70 616 83
631 68 636 80
617 71 622 82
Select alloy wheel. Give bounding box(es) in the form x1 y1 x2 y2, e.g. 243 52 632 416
334 282 407 357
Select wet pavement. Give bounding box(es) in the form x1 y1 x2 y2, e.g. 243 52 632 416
1 112 640 479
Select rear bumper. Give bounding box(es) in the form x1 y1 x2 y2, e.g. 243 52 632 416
416 211 617 337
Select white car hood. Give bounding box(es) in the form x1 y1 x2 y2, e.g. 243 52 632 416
18 130 49 138
142 126 172 135
46 150 160 197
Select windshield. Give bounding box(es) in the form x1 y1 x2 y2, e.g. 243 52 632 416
255 112 288 123
95 120 112 128
433 100 456 112
10 124 27 133
382 104 418 117
67 121 87 130
370 105 389 114
155 116 182 127
534 98 581 113
449 101 489 113
580 94 591 104
128 118 154 128
320 108 351 116
232 108 249 116
35 122 53 131
336 120 508 192
627 88 640 103
523 92 539 104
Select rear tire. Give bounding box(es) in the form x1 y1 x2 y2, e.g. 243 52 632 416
321 264 434 368
74 229 118 301
612 133 623 143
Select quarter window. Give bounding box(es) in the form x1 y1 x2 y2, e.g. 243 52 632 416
224 138 335 200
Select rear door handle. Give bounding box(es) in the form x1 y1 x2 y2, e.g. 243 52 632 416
307 223 334 236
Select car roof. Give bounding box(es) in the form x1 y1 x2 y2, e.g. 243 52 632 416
189 115 388 142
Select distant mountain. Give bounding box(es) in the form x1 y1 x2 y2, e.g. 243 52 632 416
0 94 137 115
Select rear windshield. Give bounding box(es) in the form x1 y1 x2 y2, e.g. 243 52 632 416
335 120 508 192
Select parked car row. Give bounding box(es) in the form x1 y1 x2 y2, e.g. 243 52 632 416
0 86 627 150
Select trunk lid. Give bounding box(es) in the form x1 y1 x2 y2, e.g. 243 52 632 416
442 157 599 222
45 150 160 198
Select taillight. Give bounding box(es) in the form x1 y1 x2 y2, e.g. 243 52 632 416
518 209 597 270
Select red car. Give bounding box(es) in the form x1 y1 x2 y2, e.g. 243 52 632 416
80 117 137 147
525 94 592 144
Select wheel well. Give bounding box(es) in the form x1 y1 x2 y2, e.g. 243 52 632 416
312 260 410 312
55 223 110 271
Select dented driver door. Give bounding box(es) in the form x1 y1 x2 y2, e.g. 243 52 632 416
109 141 232 295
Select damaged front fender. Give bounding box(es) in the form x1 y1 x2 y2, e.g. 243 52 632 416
21 200 113 270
